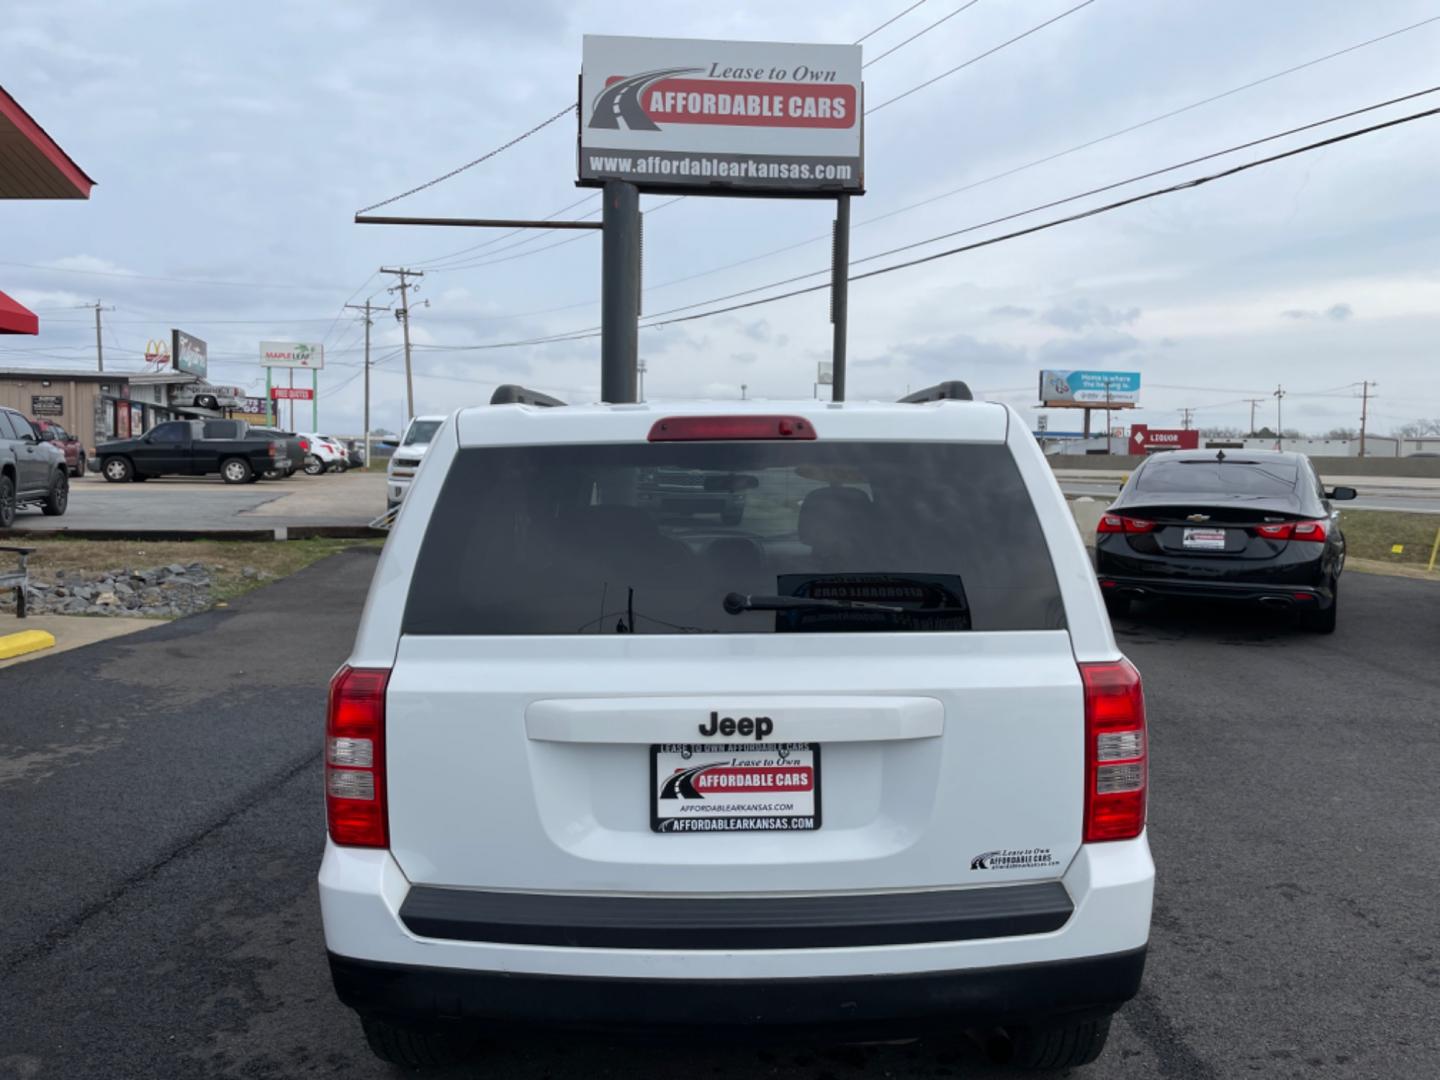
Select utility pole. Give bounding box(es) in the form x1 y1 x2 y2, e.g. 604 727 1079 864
1273 384 1286 451
346 299 390 469
1178 407 1194 431
87 300 113 372
1244 398 1265 437
1358 380 1376 458
637 357 647 402
381 267 423 420
600 181 641 403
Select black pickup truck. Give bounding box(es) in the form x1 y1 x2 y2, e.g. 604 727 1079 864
96 419 288 484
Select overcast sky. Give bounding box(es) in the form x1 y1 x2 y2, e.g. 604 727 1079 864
3 0 1439 437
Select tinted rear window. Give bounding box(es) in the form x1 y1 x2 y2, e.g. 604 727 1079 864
1137 459 1298 496
403 442 1064 635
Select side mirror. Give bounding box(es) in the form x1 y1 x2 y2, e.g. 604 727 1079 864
20 432 36 445
1327 486 1358 501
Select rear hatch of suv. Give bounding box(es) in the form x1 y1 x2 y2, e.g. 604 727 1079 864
384 410 1088 895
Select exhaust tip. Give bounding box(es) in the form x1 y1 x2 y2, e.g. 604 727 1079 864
1258 596 1293 609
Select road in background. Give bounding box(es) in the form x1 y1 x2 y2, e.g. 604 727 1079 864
1056 473 1440 514
2 561 1437 1078
3 471 387 533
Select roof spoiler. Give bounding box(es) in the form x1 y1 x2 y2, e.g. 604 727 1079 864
490 384 566 407
898 380 973 403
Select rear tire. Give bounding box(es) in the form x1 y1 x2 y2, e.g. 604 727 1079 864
360 1016 477 1068
1008 1015 1112 1071
1302 580 1338 634
304 455 326 476
101 456 133 483
1104 594 1132 618
41 471 68 516
220 457 253 484
71 453 86 478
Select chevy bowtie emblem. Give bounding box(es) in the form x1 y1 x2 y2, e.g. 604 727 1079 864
1186 514 1210 522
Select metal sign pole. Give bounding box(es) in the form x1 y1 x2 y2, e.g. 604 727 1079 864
312 369 318 431
265 368 272 425
601 180 641 404
830 195 851 402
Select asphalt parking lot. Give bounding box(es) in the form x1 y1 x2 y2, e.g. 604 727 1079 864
3 470 388 533
1 554 1437 1079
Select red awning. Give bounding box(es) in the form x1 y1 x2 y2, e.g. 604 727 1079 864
0 85 94 199
0 290 39 335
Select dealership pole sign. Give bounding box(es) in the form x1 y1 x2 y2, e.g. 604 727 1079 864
1038 370 1141 408
578 35 863 196
172 330 208 379
259 342 325 369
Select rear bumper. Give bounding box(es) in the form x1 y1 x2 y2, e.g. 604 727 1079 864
319 836 1153 1027
1097 572 1333 607
328 947 1146 1031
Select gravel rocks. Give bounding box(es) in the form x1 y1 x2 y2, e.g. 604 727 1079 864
0 563 219 619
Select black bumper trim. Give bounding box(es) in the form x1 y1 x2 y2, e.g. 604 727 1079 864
328 948 1147 1030
398 882 1073 949
1098 573 1328 603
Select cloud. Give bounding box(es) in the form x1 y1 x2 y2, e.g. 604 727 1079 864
883 333 1028 377
989 305 1034 320
1281 303 1354 322
1038 299 1142 332
1036 330 1141 366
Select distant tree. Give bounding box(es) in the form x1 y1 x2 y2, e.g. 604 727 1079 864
1392 418 1440 439
369 427 396 437
1254 426 1277 439
1323 427 1358 440
1201 425 1243 438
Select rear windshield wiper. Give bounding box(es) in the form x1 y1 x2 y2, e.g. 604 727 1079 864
722 592 907 615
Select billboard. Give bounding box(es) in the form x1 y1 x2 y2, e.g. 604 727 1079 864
260 341 325 369
172 330 207 378
578 35 863 196
1038 370 1140 407
1130 424 1199 452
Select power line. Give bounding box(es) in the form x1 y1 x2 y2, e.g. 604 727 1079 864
854 0 931 44
635 103 1440 333
596 17 1440 307
867 0 1099 114
412 194 599 268
0 261 343 293
633 86 1440 324
864 1 983 68
355 102 576 215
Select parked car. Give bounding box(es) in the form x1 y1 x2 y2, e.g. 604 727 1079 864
345 439 366 469
1094 448 1354 632
0 406 69 526
170 382 245 410
96 419 288 484
297 432 348 475
384 415 444 511
321 385 1152 1070
32 418 87 477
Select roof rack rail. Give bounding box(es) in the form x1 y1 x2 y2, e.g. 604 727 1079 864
490 384 567 407
898 381 973 403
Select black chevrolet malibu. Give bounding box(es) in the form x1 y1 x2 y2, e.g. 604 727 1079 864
1094 449 1356 633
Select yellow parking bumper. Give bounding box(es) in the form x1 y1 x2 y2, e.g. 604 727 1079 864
0 629 56 660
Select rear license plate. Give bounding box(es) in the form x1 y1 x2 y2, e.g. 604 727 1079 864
1182 527 1227 550
651 743 821 833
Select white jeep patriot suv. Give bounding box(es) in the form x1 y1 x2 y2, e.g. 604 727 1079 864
320 382 1153 1070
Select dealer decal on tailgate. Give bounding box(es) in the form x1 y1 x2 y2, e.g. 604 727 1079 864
651 743 821 833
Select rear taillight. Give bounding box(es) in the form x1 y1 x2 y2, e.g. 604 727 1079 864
648 415 816 441
1256 519 1327 542
268 443 277 458
300 438 310 451
1097 513 1156 535
1081 659 1147 843
326 666 390 847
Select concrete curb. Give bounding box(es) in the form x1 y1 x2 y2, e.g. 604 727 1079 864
0 629 56 660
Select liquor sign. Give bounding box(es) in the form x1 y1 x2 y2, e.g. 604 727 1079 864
1130 424 1199 452
260 341 325 369
271 386 314 401
172 330 208 378
579 35 863 196
1038 370 1140 407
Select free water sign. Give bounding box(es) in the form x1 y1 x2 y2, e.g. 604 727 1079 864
1038 370 1140 407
